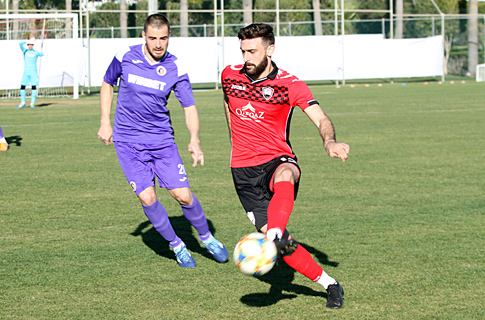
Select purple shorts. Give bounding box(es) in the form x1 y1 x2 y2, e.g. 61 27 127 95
114 142 190 195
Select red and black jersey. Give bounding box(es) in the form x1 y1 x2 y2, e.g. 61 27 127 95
222 62 319 168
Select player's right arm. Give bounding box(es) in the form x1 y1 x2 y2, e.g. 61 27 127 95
98 81 114 145
223 93 232 144
98 53 124 146
19 41 27 53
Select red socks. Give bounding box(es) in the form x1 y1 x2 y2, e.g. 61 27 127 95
268 181 322 281
283 245 323 281
267 181 294 233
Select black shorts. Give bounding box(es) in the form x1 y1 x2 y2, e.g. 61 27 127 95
231 156 301 231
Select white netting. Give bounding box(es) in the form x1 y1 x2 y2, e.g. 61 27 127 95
476 64 485 82
0 14 79 99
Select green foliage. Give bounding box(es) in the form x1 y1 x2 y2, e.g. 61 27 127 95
128 0 148 38
89 2 121 38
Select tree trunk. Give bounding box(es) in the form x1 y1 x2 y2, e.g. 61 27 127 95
395 0 403 39
312 0 322 36
66 0 72 38
443 34 453 76
243 0 253 26
181 0 189 37
120 0 128 38
12 0 19 39
468 0 478 77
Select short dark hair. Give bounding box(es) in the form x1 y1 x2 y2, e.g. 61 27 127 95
237 23 275 47
144 14 171 33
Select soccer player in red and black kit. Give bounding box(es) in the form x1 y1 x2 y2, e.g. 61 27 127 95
222 23 350 309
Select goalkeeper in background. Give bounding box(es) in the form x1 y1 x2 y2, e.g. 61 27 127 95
17 38 44 109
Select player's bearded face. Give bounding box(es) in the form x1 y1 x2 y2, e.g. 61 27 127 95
245 56 269 79
241 38 273 79
143 25 170 62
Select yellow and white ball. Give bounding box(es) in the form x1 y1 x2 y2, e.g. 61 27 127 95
233 233 277 276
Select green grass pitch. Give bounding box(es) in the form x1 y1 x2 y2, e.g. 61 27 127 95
0 81 484 319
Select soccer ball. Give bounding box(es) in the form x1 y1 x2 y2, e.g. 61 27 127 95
233 232 277 276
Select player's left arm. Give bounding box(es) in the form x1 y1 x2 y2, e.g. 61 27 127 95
304 104 349 161
184 105 204 167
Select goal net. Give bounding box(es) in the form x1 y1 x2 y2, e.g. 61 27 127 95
476 64 485 82
0 13 80 99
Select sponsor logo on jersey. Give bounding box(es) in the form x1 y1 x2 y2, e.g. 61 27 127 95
127 73 166 90
132 59 143 64
130 181 137 192
231 84 246 91
262 86 274 100
157 66 167 76
236 102 265 123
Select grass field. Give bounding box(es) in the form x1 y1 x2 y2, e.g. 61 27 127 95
1 81 484 319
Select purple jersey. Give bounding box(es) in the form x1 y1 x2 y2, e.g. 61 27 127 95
103 44 195 144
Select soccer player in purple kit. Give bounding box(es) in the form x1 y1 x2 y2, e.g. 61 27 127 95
97 14 228 268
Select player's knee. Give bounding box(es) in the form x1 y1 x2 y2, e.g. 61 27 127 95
274 164 299 184
138 188 157 207
31 86 37 90
274 230 298 257
169 188 192 206
20 85 26 90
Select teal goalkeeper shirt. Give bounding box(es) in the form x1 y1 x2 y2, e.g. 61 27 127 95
19 41 44 74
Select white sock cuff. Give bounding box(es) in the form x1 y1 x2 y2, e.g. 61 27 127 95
316 271 337 290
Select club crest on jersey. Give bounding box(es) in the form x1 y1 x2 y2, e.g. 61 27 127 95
130 181 137 192
261 86 274 100
156 66 167 76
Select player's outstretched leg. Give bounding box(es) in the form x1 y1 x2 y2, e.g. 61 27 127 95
273 231 344 308
181 194 228 263
143 200 196 268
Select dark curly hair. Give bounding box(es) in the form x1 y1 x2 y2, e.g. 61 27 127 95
237 23 275 47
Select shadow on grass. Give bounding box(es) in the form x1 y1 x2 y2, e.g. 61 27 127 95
6 136 22 147
131 216 223 264
28 102 53 108
240 242 339 307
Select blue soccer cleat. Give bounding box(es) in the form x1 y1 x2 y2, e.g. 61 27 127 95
16 103 26 109
202 236 228 263
174 244 196 268
30 105 35 109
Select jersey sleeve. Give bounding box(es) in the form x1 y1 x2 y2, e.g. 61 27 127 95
19 42 27 54
103 47 130 86
103 57 123 86
289 80 319 111
173 58 195 108
173 74 195 108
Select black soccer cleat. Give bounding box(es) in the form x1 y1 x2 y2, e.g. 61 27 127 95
326 282 344 309
273 237 298 257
